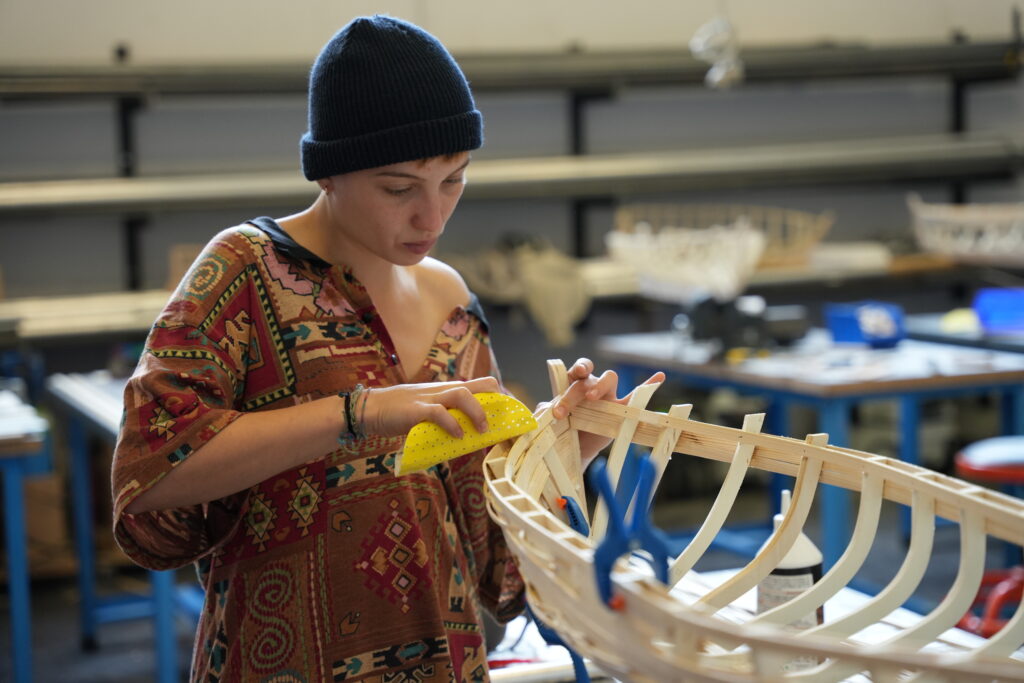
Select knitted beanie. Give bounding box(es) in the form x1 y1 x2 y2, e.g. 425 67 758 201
300 15 483 180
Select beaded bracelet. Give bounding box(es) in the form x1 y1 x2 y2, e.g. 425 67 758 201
337 384 367 449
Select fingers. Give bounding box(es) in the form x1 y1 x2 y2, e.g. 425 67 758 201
439 386 489 434
463 375 501 394
552 369 618 420
358 377 501 438
614 372 667 405
566 358 594 381
550 366 667 421
583 370 618 400
423 403 465 439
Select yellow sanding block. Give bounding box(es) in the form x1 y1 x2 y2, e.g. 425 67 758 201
396 392 538 475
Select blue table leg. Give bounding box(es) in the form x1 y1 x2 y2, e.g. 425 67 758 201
2 459 32 683
818 399 851 570
67 416 99 650
899 396 920 540
151 570 177 683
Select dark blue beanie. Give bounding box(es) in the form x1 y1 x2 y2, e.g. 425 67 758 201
300 15 483 180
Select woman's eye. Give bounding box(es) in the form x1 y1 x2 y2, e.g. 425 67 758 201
444 177 465 187
385 187 412 196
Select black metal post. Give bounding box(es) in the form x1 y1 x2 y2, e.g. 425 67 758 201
569 89 611 258
117 95 147 290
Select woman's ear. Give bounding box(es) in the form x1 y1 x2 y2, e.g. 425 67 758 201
319 178 334 194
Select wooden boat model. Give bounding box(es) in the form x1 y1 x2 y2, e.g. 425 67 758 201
908 193 1024 267
483 361 1024 681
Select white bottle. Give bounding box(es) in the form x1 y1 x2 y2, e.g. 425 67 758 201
756 489 824 629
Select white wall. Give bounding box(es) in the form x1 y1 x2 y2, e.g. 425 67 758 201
0 1 1021 65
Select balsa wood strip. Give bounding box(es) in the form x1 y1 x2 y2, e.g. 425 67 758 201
802 490 936 640
752 468 884 628
669 412 764 584
588 381 661 541
697 433 826 611
647 403 692 498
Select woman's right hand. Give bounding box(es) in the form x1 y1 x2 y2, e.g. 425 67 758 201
361 376 501 438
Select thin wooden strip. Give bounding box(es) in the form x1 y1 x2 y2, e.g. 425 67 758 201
698 433 826 611
803 490 936 641
669 412 764 585
753 469 883 629
880 507 986 650
589 381 661 541
648 404 692 495
570 402 1024 545
952 578 1024 660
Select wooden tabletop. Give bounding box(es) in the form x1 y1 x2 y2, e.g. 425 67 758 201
0 390 47 456
597 329 1024 398
0 289 171 343
45 372 126 440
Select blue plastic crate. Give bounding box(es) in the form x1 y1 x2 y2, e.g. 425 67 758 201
825 301 905 348
973 288 1024 334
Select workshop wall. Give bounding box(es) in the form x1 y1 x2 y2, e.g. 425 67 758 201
1 1 1022 299
0 1 1020 64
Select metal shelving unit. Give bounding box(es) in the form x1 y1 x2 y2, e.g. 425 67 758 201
1 30 1021 284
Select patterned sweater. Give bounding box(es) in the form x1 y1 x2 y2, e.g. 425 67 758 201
111 218 526 682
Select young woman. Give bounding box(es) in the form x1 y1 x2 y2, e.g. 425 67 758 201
112 15 660 681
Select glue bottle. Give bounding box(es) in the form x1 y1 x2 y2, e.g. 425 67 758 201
756 489 824 629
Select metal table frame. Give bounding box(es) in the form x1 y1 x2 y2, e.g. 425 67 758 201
47 371 200 683
0 427 50 683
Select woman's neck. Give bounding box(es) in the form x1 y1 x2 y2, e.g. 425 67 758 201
278 198 404 293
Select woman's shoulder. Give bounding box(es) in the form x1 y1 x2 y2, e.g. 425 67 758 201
415 257 471 310
161 224 270 323
206 223 273 256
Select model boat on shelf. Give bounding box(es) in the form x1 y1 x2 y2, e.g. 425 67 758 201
483 360 1024 682
614 203 835 270
908 193 1024 267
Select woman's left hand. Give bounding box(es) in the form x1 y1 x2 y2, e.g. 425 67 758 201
547 358 665 469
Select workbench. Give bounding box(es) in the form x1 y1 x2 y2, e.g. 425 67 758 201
0 387 50 683
46 371 200 683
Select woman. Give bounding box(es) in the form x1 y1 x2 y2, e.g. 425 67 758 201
112 15 660 681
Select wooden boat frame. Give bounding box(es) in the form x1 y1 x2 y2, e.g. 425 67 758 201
613 202 835 269
908 193 1024 267
483 360 1024 681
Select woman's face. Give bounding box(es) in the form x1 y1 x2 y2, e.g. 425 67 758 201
321 152 470 267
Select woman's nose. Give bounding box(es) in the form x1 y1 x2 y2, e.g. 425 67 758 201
413 193 446 233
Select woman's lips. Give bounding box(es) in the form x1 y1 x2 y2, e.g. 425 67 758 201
404 240 435 255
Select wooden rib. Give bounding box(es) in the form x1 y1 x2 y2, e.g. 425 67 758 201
697 433 826 611
542 445 583 509
881 507 986 650
588 381 661 541
553 415 586 507
803 489 936 640
956 574 1024 660
547 358 569 397
669 412 764 585
752 468 884 628
568 401 1024 547
648 404 692 494
519 428 556 492
543 359 587 509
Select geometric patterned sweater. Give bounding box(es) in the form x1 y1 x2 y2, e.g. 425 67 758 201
110 217 526 682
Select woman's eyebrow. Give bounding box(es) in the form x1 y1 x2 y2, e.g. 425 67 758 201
374 159 471 180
